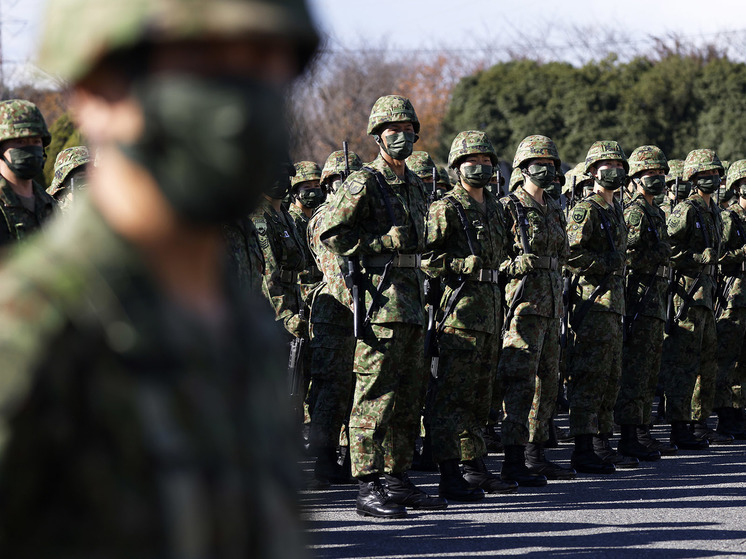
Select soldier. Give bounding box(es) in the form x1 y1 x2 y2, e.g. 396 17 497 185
0 99 56 247
319 95 446 518
616 146 675 459
497 135 575 484
663 149 733 448
423 130 517 501
47 146 91 212
662 159 691 219
0 0 318 555
407 151 439 199
713 159 746 439
321 149 363 196
438 165 454 198
487 167 505 198
566 141 634 473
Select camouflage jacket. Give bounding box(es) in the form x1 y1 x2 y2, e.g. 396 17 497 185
307 202 352 328
500 186 568 318
624 192 670 321
222 216 265 295
0 177 56 247
0 199 301 557
717 203 746 309
249 197 307 337
422 184 507 334
667 193 721 310
288 204 323 305
566 192 628 315
319 154 427 326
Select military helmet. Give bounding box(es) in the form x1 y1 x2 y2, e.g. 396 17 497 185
563 161 592 196
726 159 746 190
38 0 319 83
0 99 51 147
406 151 436 179
509 170 524 192
291 160 321 187
367 95 420 136
437 166 451 187
683 149 724 182
447 130 498 168
512 135 560 169
584 140 629 174
628 145 669 177
320 149 362 184
665 159 685 184
48 146 91 196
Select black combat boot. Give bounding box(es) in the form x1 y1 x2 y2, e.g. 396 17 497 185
670 421 708 450
637 425 677 455
356 475 407 519
715 408 746 440
545 417 559 449
482 424 504 454
309 447 355 489
571 434 615 474
593 433 639 468
383 471 448 510
617 424 661 461
692 420 734 445
498 445 547 487
462 457 520 493
437 459 485 502
525 442 577 480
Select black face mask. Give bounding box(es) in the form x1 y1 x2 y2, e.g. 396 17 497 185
596 167 626 191
695 175 720 194
379 131 416 161
265 167 294 200
297 187 325 208
544 181 562 200
3 145 45 180
639 175 666 196
525 163 555 189
461 164 493 188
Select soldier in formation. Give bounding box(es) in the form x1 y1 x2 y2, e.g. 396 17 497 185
47 146 91 212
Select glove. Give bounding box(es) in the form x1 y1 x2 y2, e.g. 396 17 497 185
381 225 408 251
286 314 308 339
514 254 539 275
656 241 672 261
461 255 483 275
606 251 625 272
694 247 717 264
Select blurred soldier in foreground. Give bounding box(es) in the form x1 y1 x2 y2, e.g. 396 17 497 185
0 0 318 556
0 99 56 247
47 146 91 212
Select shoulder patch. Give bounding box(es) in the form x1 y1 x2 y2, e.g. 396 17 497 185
254 218 267 236
572 208 587 223
348 182 364 195
628 212 642 227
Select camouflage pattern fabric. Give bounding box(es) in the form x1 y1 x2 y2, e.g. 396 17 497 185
0 176 57 247
682 149 724 182
288 204 323 306
48 146 91 197
366 95 420 135
222 216 265 295
511 134 560 169
291 160 321 187
583 140 628 174
529 337 560 444
320 149 363 185
618 316 664 425
0 199 300 557
307 202 352 311
406 151 436 179
0 99 51 145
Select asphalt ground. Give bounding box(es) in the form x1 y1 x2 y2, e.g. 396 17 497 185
301 421 746 558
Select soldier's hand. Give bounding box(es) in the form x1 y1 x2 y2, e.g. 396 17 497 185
461 255 483 275
656 241 672 261
606 251 625 272
381 225 408 251
286 314 308 338
694 247 717 264
514 254 539 275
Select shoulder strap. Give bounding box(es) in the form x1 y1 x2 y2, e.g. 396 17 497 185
588 199 616 252
444 196 477 256
683 199 711 249
363 166 398 227
507 193 531 254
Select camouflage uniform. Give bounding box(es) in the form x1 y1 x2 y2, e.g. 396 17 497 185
223 216 265 295
47 146 91 212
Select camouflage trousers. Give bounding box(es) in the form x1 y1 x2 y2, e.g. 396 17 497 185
661 305 716 422
567 311 623 436
616 316 664 425
307 322 356 450
428 326 497 463
714 306 746 409
349 322 426 478
497 314 560 446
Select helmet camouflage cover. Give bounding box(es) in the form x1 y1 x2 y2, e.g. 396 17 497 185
38 0 319 83
406 151 436 179
48 146 91 195
584 140 629 174
726 159 746 190
437 166 451 187
628 145 669 177
320 149 362 183
448 130 498 168
291 160 321 187
683 149 724 182
512 134 560 169
665 159 685 184
0 99 51 146
367 95 420 136
509 170 524 192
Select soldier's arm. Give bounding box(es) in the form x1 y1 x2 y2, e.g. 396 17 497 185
421 199 470 277
667 203 700 269
624 205 651 270
558 209 570 267
497 200 525 277
718 210 746 265
566 204 611 275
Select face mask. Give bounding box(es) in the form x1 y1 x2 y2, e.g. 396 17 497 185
297 187 325 208
381 131 415 161
676 181 692 199
596 167 626 191
740 183 746 199
120 73 287 224
525 163 555 189
653 192 666 206
720 186 735 204
486 182 500 197
461 164 493 189
3 145 45 180
266 170 292 200
695 175 720 194
544 181 561 200
639 175 666 196
327 178 342 194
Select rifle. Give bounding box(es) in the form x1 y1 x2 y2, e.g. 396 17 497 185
342 140 365 339
424 165 442 365
288 336 306 417
502 194 533 337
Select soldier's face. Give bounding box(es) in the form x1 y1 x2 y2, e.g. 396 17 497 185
460 154 493 169
381 122 415 137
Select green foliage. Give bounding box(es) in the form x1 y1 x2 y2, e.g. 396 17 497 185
43 111 84 188
440 54 746 167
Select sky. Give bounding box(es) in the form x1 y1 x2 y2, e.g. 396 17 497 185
2 0 745 85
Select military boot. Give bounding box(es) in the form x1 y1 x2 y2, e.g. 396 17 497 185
593 433 639 468
437 459 485 502
309 447 355 489
498 445 547 487
692 420 734 445
637 425 677 455
525 442 577 480
384 472 448 510
617 424 661 461
715 408 746 440
462 457 520 493
482 424 504 454
670 421 708 450
356 475 407 519
545 417 559 449
571 434 615 474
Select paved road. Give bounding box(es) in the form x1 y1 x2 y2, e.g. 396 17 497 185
301 424 746 558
